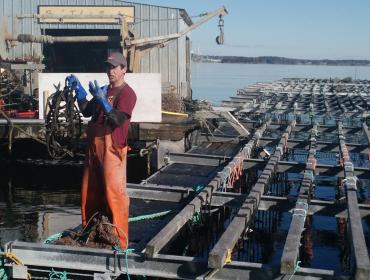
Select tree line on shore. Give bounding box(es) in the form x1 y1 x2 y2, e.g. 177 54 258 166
191 54 370 66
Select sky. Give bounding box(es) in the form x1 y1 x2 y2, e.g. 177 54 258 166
130 0 370 60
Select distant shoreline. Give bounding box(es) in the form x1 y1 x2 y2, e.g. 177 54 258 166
193 61 370 67
191 54 370 67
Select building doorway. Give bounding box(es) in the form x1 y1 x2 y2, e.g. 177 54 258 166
43 29 121 73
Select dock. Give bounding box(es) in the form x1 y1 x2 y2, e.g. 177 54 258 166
2 78 370 279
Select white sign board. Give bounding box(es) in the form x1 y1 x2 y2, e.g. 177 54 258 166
38 73 162 123
38 6 134 23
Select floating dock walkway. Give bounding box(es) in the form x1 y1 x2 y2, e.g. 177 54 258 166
2 78 370 279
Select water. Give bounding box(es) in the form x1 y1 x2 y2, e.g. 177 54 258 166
192 62 370 104
0 162 83 246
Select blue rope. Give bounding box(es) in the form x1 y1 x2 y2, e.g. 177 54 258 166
44 232 63 244
0 250 8 280
113 246 135 280
0 270 7 280
218 171 229 192
189 185 208 226
287 260 301 280
190 211 201 226
128 210 171 222
49 268 67 280
192 184 205 193
43 210 172 244
293 202 308 218
0 266 7 280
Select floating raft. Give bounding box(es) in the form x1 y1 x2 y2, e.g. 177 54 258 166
3 78 370 280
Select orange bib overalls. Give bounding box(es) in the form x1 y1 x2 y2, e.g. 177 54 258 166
81 122 129 248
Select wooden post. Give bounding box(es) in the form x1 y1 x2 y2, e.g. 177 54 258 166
128 45 136 73
43 90 50 118
120 16 128 58
133 49 141 73
362 122 370 160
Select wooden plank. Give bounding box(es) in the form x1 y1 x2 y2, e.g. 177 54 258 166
281 124 317 274
363 122 370 142
280 198 308 273
195 110 249 136
208 120 295 269
221 111 250 136
338 122 370 280
347 189 370 280
362 122 370 160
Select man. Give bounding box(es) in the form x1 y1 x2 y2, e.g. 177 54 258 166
67 52 137 248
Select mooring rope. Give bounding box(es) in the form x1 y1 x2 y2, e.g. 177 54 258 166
0 250 31 279
49 268 67 280
43 210 174 244
0 250 8 280
190 211 201 226
217 152 245 192
192 184 205 193
112 245 135 280
287 260 301 280
292 202 308 219
224 249 232 264
43 233 63 244
40 208 188 278
226 155 244 190
217 170 229 191
128 210 172 222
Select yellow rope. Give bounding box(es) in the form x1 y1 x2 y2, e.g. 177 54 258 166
2 252 24 266
1 250 32 279
224 249 232 264
161 110 188 117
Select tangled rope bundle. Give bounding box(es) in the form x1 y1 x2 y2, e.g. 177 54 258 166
226 155 244 190
218 152 245 192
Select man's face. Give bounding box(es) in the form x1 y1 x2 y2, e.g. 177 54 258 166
106 64 127 84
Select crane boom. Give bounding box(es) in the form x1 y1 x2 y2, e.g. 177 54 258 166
129 6 228 46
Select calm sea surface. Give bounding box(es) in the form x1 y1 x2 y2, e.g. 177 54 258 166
1 63 369 275
192 62 370 103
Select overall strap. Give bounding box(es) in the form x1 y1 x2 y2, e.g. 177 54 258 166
111 82 126 108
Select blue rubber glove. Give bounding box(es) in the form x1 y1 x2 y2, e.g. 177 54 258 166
66 74 87 102
88 80 111 113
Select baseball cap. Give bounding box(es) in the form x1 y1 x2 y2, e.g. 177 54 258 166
105 52 127 67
